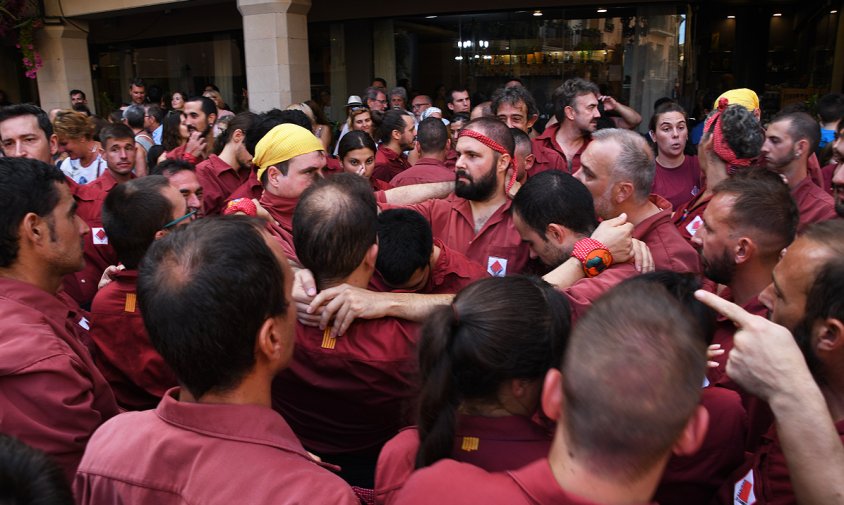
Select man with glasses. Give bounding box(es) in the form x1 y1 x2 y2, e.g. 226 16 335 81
373 109 416 183
88 175 192 410
365 86 388 113
62 124 137 308
411 95 432 122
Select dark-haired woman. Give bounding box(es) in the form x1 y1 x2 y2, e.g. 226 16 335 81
337 130 391 191
374 276 571 505
649 102 701 210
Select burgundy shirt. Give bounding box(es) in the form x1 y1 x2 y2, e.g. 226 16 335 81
74 389 359 505
396 458 656 505
196 154 251 216
272 317 420 455
791 176 836 234
373 145 410 182
165 144 205 165
707 292 768 386
376 415 552 505
652 155 701 211
89 269 177 410
370 238 490 295
533 122 589 174
672 192 712 248
383 194 535 277
563 262 640 323
225 170 263 205
715 420 844 505
63 170 128 308
391 157 455 186
657 386 747 505
821 162 838 195
634 195 702 273
529 141 568 177
259 190 298 262
0 277 119 482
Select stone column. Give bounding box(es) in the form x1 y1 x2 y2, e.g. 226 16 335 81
373 19 396 88
35 21 95 114
238 0 311 113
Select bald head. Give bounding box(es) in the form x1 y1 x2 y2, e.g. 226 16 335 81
592 128 655 201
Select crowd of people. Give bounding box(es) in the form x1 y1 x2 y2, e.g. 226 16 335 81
1 74 844 505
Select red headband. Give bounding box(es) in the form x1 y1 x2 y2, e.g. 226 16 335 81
703 98 755 172
458 128 518 193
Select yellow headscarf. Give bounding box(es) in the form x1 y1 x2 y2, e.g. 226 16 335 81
714 88 760 112
253 123 324 181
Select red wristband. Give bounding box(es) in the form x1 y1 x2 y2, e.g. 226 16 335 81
572 238 613 277
223 198 258 217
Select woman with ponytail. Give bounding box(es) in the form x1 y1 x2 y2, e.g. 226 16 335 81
374 275 571 504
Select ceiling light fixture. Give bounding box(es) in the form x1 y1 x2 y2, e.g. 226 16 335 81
597 8 608 13
773 12 782 17
533 10 543 17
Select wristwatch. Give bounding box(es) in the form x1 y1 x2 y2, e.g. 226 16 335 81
572 238 613 277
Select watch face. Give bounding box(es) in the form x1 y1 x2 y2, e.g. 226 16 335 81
583 249 612 277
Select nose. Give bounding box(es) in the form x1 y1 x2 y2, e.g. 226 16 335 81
504 118 516 128
76 215 90 236
13 140 25 157
188 194 201 210
528 248 538 260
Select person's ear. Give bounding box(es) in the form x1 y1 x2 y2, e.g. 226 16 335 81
363 242 379 269
255 316 289 367
614 181 634 203
648 131 656 142
565 105 575 121
734 237 755 265
524 153 536 173
208 112 217 126
526 114 538 130
232 128 245 144
49 134 59 156
540 368 563 421
545 223 568 247
21 213 47 246
816 318 844 353
497 153 512 173
672 405 709 456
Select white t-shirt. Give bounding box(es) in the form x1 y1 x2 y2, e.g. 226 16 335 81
59 155 106 184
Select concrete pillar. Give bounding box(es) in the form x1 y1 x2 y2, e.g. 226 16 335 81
238 0 311 113
329 23 347 123
373 20 396 88
213 35 236 109
34 22 95 113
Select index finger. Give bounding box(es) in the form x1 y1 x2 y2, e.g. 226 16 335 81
694 289 753 328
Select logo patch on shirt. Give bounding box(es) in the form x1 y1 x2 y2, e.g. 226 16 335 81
124 293 137 313
77 316 90 331
487 256 507 277
460 436 480 452
321 327 337 350
92 227 109 245
686 215 704 237
733 468 756 505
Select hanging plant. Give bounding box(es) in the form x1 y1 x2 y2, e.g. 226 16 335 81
1 0 43 79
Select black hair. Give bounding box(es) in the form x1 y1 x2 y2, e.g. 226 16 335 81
161 111 184 152
796 259 844 386
415 275 571 468
0 158 65 267
490 86 539 119
69 89 85 99
772 111 822 154
448 87 468 103
0 434 74 505
293 173 377 289
338 130 377 160
817 93 844 123
186 96 217 119
147 144 165 169
513 170 598 238
216 111 257 150
376 209 434 287
150 158 196 177
102 176 174 269
552 78 600 122
130 77 145 89
245 109 311 156
376 109 413 145
146 104 164 125
416 117 448 153
0 104 53 138
138 217 288 398
372 78 387 88
648 102 688 132
462 117 515 156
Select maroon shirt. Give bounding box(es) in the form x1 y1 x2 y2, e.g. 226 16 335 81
63 170 128 307
376 415 552 505
529 141 568 177
791 176 836 234
0 277 119 482
652 155 701 211
165 144 205 165
259 190 298 262
533 122 589 174
634 195 702 273
382 194 535 277
195 154 251 216
672 192 712 248
370 238 490 295
563 262 640 323
391 157 455 186
715 420 844 505
225 170 263 205
89 269 177 410
74 389 359 504
396 458 656 505
657 387 747 505
272 317 420 455
821 162 838 195
707 292 768 386
373 145 410 182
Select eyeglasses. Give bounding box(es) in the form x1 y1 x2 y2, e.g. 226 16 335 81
162 209 197 229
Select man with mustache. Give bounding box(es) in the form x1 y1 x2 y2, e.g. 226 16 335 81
169 96 217 163
533 78 601 174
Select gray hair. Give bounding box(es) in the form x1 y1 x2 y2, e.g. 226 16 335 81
592 128 655 201
389 87 408 102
